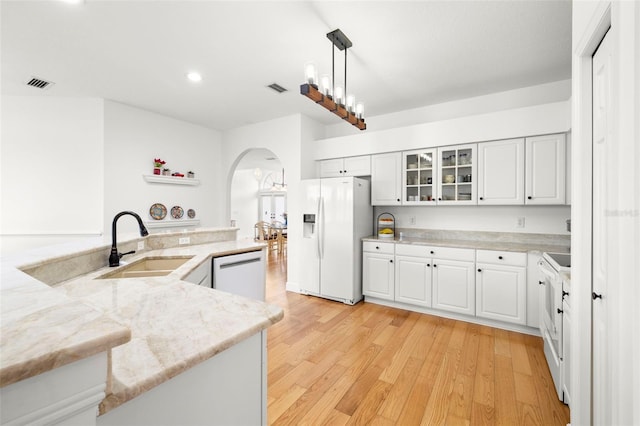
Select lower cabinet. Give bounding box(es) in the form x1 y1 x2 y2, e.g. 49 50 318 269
363 242 539 332
432 258 476 316
362 242 395 301
395 255 432 307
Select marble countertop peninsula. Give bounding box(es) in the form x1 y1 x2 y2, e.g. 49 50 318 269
364 229 571 254
1 229 284 415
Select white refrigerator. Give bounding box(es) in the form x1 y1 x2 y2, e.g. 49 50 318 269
300 176 373 304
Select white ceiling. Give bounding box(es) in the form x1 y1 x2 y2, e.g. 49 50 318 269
1 1 572 131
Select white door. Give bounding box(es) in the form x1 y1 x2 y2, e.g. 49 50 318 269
592 29 612 425
432 259 475 315
371 152 402 205
478 138 525 205
395 255 432 307
299 180 321 295
319 178 355 301
525 134 566 205
476 264 526 325
363 252 394 300
318 158 344 178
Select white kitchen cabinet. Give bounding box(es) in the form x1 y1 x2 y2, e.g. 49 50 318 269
319 155 371 178
394 245 433 307
525 133 566 205
371 152 402 205
1 352 107 426
183 258 211 287
402 148 438 205
98 332 266 426
475 250 527 325
431 247 476 316
363 242 395 300
477 138 525 205
437 144 477 205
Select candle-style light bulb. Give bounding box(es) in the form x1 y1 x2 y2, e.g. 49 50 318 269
320 75 332 97
304 63 317 85
356 102 365 119
346 95 356 113
334 86 344 105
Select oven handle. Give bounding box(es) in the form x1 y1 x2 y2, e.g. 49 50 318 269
538 260 557 280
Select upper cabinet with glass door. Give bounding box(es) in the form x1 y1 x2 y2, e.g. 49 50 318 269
402 149 438 205
437 144 477 205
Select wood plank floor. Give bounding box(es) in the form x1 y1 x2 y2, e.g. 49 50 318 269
264 252 570 425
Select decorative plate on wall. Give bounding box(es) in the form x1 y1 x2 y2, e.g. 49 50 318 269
187 209 196 218
171 206 184 219
149 203 167 220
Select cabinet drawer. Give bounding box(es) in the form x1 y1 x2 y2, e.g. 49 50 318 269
431 246 475 262
395 244 437 257
363 241 395 254
476 249 526 267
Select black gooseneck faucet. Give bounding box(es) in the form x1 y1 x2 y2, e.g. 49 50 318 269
109 211 149 267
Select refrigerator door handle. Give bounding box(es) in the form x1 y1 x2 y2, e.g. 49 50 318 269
318 197 324 259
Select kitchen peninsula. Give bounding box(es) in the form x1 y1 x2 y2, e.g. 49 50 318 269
0 228 284 425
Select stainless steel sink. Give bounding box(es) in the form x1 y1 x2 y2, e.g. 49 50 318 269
97 256 194 279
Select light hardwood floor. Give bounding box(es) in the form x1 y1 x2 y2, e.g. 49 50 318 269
265 252 570 425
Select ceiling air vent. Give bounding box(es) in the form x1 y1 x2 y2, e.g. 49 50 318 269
267 83 287 93
26 77 55 90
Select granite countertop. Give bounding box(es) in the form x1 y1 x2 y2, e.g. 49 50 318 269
363 230 571 254
0 234 283 415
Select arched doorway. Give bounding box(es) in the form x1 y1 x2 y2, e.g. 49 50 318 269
229 148 287 248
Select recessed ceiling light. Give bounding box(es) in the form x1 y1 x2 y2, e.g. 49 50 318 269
186 72 202 83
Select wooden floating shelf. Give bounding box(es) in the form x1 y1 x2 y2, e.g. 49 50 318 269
143 174 200 186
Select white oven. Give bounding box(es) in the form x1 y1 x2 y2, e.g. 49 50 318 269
538 252 570 403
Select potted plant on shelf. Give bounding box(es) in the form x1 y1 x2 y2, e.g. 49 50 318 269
153 158 166 175
162 168 171 176
187 171 195 178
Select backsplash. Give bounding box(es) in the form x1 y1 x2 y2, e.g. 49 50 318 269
396 227 570 248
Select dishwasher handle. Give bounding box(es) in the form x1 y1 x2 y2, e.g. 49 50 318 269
218 257 261 269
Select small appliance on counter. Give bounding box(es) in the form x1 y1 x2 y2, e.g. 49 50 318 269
377 213 395 239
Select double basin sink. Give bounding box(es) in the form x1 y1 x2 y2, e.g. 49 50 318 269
97 256 194 279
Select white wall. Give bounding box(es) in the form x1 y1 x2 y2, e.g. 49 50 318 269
103 101 223 237
0 96 104 255
325 79 572 138
221 114 304 289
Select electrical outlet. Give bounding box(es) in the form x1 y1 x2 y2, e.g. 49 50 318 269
179 237 190 245
137 241 145 251
409 216 416 225
516 217 525 228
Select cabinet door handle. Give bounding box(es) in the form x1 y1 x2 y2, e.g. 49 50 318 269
344 170 347 173
427 263 431 267
527 196 532 200
438 197 442 201
477 268 482 272
433 264 437 268
397 198 401 202
375 246 379 249
563 290 570 299
592 292 603 300
479 197 484 201
557 308 563 314
430 250 434 254
390 259 393 263
539 280 545 285
498 256 503 260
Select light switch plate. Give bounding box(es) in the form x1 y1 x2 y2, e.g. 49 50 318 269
516 217 525 228
179 237 190 245
137 241 145 250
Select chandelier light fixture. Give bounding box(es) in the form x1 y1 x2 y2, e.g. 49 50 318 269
300 29 366 131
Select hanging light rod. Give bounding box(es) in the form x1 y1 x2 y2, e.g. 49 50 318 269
300 28 366 131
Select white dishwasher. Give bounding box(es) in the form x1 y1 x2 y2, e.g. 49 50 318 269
212 250 265 301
